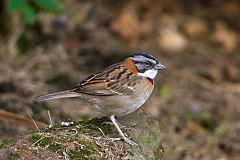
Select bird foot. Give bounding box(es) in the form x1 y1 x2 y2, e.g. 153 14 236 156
122 137 138 147
116 121 136 131
104 136 137 147
110 115 138 147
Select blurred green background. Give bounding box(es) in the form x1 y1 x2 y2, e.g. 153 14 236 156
0 0 240 159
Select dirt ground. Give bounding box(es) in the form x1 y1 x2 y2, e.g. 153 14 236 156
0 1 240 160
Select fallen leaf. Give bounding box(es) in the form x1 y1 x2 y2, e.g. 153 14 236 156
212 22 237 52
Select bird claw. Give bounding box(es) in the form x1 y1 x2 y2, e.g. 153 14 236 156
116 121 136 131
110 115 138 147
105 137 137 146
123 127 137 132
123 137 138 147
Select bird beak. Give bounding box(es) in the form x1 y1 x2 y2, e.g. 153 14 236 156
155 63 165 70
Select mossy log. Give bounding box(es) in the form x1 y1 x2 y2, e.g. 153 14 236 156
0 110 164 160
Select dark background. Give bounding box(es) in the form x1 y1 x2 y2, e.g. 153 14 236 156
0 0 240 159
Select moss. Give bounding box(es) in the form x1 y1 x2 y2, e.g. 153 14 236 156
66 141 99 160
28 128 101 159
3 115 162 159
73 115 92 121
79 117 116 136
122 124 162 160
0 140 14 149
136 131 155 147
29 133 44 144
8 153 20 160
29 133 65 154
47 140 65 153
154 145 164 160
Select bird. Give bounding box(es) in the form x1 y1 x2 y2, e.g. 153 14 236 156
34 53 165 146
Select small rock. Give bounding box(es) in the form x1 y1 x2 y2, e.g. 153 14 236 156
158 23 188 53
212 22 237 53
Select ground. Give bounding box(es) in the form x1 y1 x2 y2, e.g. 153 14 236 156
0 0 240 160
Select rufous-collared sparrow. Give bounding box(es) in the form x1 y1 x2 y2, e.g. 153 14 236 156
35 53 165 146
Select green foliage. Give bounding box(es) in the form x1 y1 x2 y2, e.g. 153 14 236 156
186 111 223 134
46 74 73 89
33 0 62 11
7 0 63 24
21 2 36 24
158 84 170 97
213 124 224 135
7 0 22 12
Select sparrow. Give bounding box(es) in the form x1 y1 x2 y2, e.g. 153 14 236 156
34 53 165 146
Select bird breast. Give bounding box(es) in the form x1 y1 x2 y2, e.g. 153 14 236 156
87 76 154 116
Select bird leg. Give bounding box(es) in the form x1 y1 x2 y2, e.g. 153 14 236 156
110 115 137 146
115 119 136 131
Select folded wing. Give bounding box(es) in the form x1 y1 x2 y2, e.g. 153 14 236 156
73 63 136 96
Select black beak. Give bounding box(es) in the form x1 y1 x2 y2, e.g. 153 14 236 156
155 63 165 70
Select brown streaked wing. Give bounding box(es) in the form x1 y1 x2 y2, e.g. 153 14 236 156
73 63 136 96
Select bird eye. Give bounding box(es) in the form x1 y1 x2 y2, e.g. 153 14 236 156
145 61 151 67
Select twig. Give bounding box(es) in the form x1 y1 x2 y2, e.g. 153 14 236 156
0 109 47 130
31 136 44 147
27 112 40 132
47 110 53 128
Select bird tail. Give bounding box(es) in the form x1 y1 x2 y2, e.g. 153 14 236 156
34 90 79 102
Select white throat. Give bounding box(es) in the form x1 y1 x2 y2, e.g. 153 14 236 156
138 69 158 79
